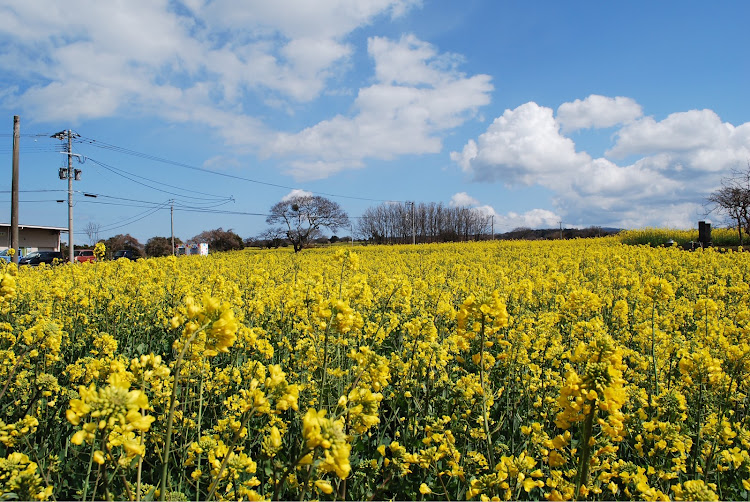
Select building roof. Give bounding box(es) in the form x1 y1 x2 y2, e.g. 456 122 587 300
0 223 68 231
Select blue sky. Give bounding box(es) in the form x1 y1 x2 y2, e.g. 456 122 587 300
1 0 749 245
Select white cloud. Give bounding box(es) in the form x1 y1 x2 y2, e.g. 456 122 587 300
446 193 561 231
450 102 589 185
281 189 313 201
449 192 479 207
499 209 561 230
556 95 642 133
451 98 745 229
607 110 750 172
21 81 121 121
267 35 492 179
1 2 493 181
198 0 420 39
0 0 420 124
369 34 461 86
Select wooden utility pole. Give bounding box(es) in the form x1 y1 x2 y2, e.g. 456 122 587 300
11 116 19 263
66 131 73 263
171 201 175 256
52 130 79 263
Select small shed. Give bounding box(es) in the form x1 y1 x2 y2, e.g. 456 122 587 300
177 242 209 256
0 223 65 254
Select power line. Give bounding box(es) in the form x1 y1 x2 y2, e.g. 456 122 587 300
16 195 373 219
0 148 63 154
0 133 54 137
0 189 68 193
87 193 233 209
78 135 405 203
87 157 234 203
95 203 171 234
0 133 63 154
5 188 232 210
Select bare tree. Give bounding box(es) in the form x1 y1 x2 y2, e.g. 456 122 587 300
357 201 494 244
706 164 750 245
255 228 288 249
266 195 349 252
84 222 101 246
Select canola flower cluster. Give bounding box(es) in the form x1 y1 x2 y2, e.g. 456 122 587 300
1 238 750 500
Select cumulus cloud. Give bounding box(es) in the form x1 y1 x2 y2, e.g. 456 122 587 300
0 2 495 181
607 110 750 171
198 0 419 39
452 97 749 229
475 206 563 231
556 95 642 133
449 192 479 207
0 0 421 129
499 209 561 230
446 193 561 231
450 102 590 186
268 34 492 179
281 189 313 201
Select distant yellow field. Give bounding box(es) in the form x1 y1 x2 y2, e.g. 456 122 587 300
618 226 742 247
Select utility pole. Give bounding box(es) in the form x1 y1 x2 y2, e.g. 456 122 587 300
559 221 563 240
170 201 175 256
11 116 19 264
491 214 494 241
52 130 80 263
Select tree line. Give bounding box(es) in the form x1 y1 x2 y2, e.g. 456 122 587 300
356 201 493 244
77 192 626 258
65 228 247 260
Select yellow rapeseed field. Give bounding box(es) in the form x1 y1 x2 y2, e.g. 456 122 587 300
2 238 750 500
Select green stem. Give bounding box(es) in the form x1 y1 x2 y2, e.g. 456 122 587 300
81 430 97 501
273 448 313 501
651 302 659 397
205 408 257 501
195 374 205 502
575 398 597 500
692 380 705 477
320 310 335 399
159 325 207 501
298 464 313 502
137 381 146 502
99 432 111 501
478 314 494 468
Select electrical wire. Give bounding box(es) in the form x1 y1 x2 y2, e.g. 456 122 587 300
87 157 234 203
78 135 405 203
0 148 63 154
0 189 67 194
95 201 172 233
0 133 64 154
83 191 234 209
16 192 371 218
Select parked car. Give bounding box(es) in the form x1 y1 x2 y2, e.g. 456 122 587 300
113 249 138 261
0 249 14 262
18 251 64 266
74 249 96 263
